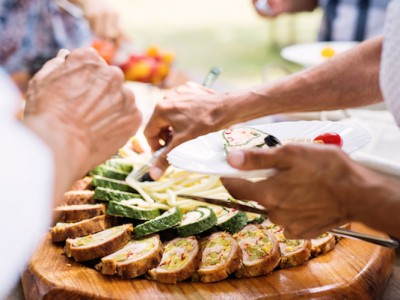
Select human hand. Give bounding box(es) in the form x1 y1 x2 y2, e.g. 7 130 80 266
221 144 373 239
144 81 226 180
78 0 123 41
252 0 291 17
24 48 141 186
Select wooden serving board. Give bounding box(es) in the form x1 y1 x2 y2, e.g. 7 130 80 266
22 223 394 300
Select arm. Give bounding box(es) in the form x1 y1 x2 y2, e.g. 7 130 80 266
252 0 318 17
221 36 383 124
69 0 123 41
24 48 141 204
144 37 383 179
222 145 400 240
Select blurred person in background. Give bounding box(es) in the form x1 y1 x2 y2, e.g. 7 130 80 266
252 0 390 41
0 47 141 298
0 0 124 92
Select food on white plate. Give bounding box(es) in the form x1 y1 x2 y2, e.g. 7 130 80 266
234 224 281 278
148 236 201 284
70 176 93 191
212 206 248 234
107 200 160 221
176 206 217 237
134 207 183 238
321 47 336 58
54 204 106 223
65 224 133 262
62 190 95 206
311 232 336 257
223 127 343 152
267 224 311 269
196 231 241 282
95 235 162 278
223 127 269 153
313 132 343 148
51 215 107 243
93 187 141 202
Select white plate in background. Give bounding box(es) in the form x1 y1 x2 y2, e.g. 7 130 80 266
281 42 358 67
167 121 371 178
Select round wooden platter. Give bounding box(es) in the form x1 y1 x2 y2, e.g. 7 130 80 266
22 223 394 300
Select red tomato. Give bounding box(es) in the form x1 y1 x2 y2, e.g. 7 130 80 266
91 39 116 64
313 132 343 148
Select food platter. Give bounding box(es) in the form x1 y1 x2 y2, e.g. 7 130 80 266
167 121 371 178
22 223 394 299
21 129 393 299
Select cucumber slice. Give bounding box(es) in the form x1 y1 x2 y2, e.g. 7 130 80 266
107 201 160 220
176 207 217 237
246 212 266 224
217 208 248 234
104 159 133 173
90 165 129 181
94 187 141 202
134 207 183 238
92 175 136 193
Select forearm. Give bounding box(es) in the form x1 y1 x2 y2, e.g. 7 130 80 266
286 0 318 12
221 36 383 126
23 114 90 206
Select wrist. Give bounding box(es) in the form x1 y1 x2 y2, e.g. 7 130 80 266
23 114 90 199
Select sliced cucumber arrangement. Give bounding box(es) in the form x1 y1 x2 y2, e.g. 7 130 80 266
103 159 133 173
176 206 217 237
107 201 160 220
134 207 183 238
216 208 248 234
93 187 141 202
90 165 129 181
246 212 266 224
92 175 136 193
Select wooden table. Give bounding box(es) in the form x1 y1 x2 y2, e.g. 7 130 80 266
22 223 394 300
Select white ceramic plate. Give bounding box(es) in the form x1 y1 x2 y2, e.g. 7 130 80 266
167 121 371 178
281 42 358 67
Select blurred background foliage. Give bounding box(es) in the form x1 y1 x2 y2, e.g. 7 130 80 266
114 0 322 88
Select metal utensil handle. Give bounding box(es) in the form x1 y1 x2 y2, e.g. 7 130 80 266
203 67 221 88
329 228 399 248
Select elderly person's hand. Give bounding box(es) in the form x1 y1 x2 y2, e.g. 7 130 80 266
24 48 141 201
144 81 227 180
221 144 394 239
72 0 123 41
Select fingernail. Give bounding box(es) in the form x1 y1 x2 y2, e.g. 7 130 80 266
150 167 163 180
228 151 245 167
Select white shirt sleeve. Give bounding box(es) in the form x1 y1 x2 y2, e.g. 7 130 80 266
0 70 54 298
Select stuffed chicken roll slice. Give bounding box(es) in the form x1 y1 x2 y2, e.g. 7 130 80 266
148 236 200 284
197 231 241 282
234 224 280 278
96 234 162 278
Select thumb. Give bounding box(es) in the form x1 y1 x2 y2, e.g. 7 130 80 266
226 146 294 171
149 142 176 180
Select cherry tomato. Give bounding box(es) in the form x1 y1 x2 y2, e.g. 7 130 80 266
313 132 343 148
91 39 116 64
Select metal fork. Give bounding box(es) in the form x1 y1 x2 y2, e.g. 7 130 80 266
131 67 222 181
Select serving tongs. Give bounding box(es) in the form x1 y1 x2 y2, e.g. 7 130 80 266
178 194 399 248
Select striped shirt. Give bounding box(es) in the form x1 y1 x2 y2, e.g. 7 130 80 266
319 0 390 41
